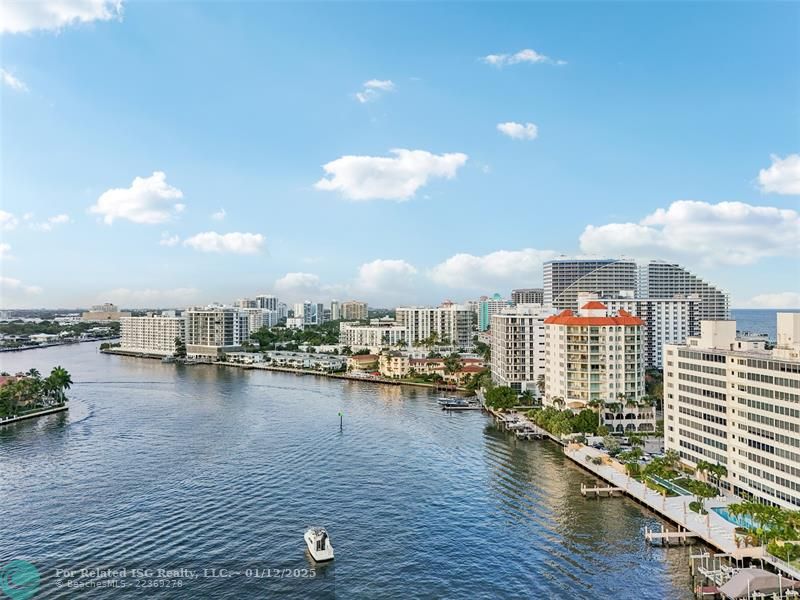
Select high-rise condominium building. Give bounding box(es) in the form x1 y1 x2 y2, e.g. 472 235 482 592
235 298 258 309
664 314 800 509
395 303 476 349
184 306 250 359
543 259 638 311
256 295 278 311
330 300 340 321
478 293 511 331
240 308 279 332
340 301 368 321
292 301 323 325
339 319 407 349
581 292 701 369
490 304 556 394
638 260 729 321
544 302 655 433
511 288 544 305
120 313 186 356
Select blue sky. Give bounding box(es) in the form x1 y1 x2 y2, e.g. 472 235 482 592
1 1 798 309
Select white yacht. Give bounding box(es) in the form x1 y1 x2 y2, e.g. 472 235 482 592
304 527 334 562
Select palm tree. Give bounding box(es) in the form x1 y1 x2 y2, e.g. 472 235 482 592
520 390 535 407
394 339 408 349
536 374 545 397
48 366 72 404
26 368 41 379
552 396 565 410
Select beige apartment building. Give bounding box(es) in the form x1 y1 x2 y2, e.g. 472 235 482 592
664 314 800 509
340 301 368 321
120 313 186 356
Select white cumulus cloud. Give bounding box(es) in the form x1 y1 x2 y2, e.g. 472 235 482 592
356 259 418 292
159 233 180 247
744 292 800 309
183 231 264 254
211 208 226 221
429 248 559 290
0 68 28 92
0 210 19 230
355 79 395 103
482 48 566 67
497 121 538 140
0 0 123 34
274 272 324 300
758 154 800 195
315 149 468 201
31 213 71 232
0 276 42 295
579 200 800 266
90 171 184 225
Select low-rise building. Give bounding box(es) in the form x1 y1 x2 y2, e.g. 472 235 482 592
339 319 407 350
120 313 186 356
379 352 410 378
264 351 346 371
347 354 379 372
82 302 131 322
664 314 800 509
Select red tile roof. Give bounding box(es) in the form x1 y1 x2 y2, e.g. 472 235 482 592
581 301 608 310
544 309 643 326
458 366 486 373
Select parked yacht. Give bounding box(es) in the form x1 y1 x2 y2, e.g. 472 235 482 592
304 527 334 562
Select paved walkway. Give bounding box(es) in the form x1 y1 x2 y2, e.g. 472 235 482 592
564 444 739 554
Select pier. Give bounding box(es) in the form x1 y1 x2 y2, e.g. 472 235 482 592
645 525 698 545
580 482 623 497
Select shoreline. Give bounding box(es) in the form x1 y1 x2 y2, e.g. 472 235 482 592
0 337 119 354
101 348 468 393
0 403 69 426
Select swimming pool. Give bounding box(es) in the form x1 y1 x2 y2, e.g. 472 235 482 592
711 507 758 530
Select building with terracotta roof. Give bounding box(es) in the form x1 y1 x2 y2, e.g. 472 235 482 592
544 302 655 432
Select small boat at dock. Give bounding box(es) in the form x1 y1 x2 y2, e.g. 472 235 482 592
304 527 334 562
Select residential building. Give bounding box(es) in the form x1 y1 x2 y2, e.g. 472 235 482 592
379 352 411 378
265 351 346 371
544 301 655 433
395 303 476 348
638 260 730 321
286 317 305 330
580 291 701 369
490 304 556 394
293 301 324 325
339 319 407 350
543 259 638 311
664 314 800 509
277 302 288 320
120 313 186 356
478 293 511 331
330 300 340 321
240 308 279 333
347 354 379 372
511 288 544 305
184 306 249 359
340 301 368 321
235 298 258 308
256 295 278 311
82 302 131 322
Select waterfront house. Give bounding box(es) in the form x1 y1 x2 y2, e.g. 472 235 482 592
347 354 379 372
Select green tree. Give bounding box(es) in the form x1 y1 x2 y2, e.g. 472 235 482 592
485 386 517 410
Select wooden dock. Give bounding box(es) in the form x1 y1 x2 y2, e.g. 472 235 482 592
645 525 699 545
580 482 623 497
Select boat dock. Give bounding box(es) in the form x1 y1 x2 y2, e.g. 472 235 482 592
580 482 623 497
645 525 699 545
489 409 552 440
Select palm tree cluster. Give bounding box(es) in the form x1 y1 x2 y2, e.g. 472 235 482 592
728 501 800 556
0 366 72 418
694 460 728 489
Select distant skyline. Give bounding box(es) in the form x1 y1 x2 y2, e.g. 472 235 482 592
1 1 798 309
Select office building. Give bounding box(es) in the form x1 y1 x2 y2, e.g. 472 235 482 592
490 304 556 394
638 260 729 321
543 259 638 311
664 314 800 509
340 301 368 321
119 313 186 356
395 303 476 348
544 301 655 432
511 288 544 305
478 293 511 331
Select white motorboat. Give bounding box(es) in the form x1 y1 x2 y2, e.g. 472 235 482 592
304 527 334 562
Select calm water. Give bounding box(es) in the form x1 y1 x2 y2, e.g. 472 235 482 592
1 343 696 599
732 308 800 342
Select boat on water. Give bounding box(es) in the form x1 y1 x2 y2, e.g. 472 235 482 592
437 396 469 407
304 527 334 562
